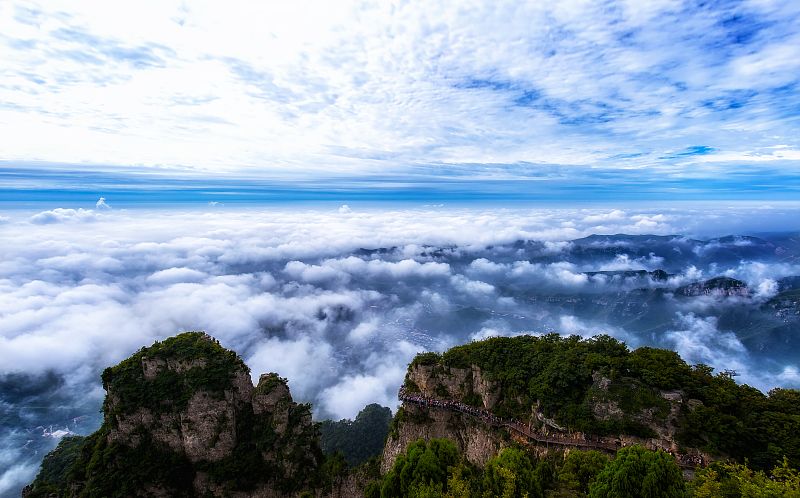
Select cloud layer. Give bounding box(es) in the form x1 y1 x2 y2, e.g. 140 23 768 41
2 204 800 495
1 0 800 190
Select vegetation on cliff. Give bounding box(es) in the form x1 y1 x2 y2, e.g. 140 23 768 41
23 436 87 497
689 458 800 498
377 438 461 497
101 331 246 417
25 331 800 497
320 403 393 466
373 440 800 497
589 446 686 498
415 334 800 469
25 332 326 498
370 439 693 498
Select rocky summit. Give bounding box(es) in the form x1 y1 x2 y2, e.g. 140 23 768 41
23 332 323 498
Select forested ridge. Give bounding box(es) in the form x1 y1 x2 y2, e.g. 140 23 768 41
369 438 800 497
411 334 800 470
24 332 800 497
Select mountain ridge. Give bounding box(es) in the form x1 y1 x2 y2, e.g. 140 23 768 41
25 331 800 497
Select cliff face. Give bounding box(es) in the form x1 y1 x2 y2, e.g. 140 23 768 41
586 373 691 453
677 276 749 297
382 363 509 473
381 403 507 473
24 332 323 498
406 364 501 410
384 360 709 474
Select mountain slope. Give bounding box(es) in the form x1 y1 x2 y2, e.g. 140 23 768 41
24 332 323 498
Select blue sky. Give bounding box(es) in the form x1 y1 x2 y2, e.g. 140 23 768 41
1 0 800 201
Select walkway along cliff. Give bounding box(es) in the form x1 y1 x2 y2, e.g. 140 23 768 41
396 387 705 469
382 336 721 474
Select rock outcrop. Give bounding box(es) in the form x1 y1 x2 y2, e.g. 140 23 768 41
382 363 509 472
677 276 748 298
381 403 507 473
586 373 694 454
405 363 501 410
24 332 323 498
386 355 712 474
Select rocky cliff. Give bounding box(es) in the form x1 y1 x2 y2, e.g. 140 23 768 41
381 402 508 474
28 332 794 497
383 349 712 474
382 362 528 473
677 276 749 297
24 332 323 498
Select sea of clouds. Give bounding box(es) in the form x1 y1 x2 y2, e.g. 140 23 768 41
2 203 800 495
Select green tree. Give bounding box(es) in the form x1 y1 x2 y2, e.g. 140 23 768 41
482 447 538 498
689 458 800 498
319 403 393 466
554 450 609 496
625 347 692 390
446 464 477 498
588 446 687 498
381 439 460 498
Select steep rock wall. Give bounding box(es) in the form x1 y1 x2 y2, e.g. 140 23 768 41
24 333 323 498
381 403 506 473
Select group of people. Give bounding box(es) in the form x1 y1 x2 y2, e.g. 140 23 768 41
398 386 706 468
399 387 594 447
677 453 705 467
399 386 503 425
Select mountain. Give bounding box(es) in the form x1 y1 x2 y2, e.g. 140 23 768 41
23 332 324 498
385 334 800 473
676 276 749 297
25 332 800 497
319 404 393 466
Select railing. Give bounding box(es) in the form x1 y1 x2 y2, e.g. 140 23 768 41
398 388 704 468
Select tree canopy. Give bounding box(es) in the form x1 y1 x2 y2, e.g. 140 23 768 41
419 333 800 469
588 445 687 498
319 403 393 466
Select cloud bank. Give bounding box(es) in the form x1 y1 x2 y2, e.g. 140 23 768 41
1 0 799 189
1 204 800 495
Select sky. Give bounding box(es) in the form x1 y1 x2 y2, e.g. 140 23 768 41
3 2 800 496
1 0 800 200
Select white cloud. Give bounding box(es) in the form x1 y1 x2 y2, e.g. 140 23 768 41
1 204 800 497
667 265 704 287
319 341 418 419
583 210 627 224
284 261 351 286
319 369 402 421
450 275 495 296
509 261 589 287
0 462 37 497
777 366 800 385
324 257 452 280
247 336 336 402
347 319 379 343
664 313 749 381
468 258 506 274
558 315 637 345
95 197 111 210
29 208 97 225
468 258 593 289
146 267 207 285
0 1 798 179
598 253 665 271
754 279 778 300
